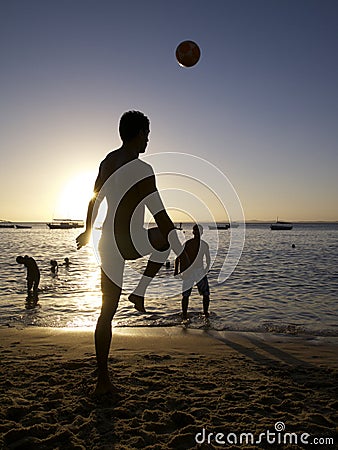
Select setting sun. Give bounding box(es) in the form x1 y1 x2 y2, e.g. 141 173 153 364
53 171 96 220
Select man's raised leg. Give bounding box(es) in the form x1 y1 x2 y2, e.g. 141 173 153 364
129 227 170 312
129 258 167 312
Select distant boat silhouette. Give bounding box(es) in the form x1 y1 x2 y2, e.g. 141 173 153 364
15 224 32 229
47 219 84 229
208 223 230 230
270 218 293 230
0 220 15 228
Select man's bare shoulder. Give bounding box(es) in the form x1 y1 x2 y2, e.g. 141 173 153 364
136 158 154 174
100 148 122 167
101 152 153 173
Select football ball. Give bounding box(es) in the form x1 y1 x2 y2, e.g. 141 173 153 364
175 40 201 68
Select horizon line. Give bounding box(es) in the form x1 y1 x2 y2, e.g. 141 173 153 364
5 219 338 224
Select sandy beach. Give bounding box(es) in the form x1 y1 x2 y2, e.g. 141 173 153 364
0 327 337 449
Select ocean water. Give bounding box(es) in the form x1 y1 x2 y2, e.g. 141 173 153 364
0 222 337 336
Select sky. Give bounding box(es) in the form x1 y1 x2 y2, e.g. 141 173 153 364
1 0 337 223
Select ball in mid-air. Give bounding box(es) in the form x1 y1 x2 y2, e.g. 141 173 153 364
175 40 201 68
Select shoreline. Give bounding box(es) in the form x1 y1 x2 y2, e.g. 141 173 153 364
1 325 338 364
1 327 337 449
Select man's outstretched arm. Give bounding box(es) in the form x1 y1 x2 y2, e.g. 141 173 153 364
76 171 103 249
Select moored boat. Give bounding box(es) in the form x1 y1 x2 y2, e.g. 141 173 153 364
15 224 32 229
47 220 84 229
0 220 15 228
209 223 230 230
270 219 293 230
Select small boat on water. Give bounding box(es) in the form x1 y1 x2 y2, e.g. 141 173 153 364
15 224 32 229
47 220 84 230
0 220 15 228
209 223 230 230
270 219 293 230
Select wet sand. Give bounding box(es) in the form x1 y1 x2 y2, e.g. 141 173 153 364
1 327 337 449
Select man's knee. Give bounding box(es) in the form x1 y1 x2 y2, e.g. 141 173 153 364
100 271 121 318
101 270 122 295
148 228 170 252
99 302 118 323
149 249 170 266
100 291 120 320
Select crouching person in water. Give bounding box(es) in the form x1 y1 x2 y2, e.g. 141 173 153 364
175 224 211 322
16 255 40 298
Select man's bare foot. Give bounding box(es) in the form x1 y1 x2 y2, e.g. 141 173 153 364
94 378 121 402
128 293 146 313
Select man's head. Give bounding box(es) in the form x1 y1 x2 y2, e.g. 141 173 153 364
193 224 203 238
119 110 150 152
16 256 24 264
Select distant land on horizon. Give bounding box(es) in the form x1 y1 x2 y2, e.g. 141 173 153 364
4 219 338 225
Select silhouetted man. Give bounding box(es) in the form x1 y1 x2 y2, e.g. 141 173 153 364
174 224 211 322
76 110 183 396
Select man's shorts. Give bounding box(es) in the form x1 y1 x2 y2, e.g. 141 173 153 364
182 271 210 297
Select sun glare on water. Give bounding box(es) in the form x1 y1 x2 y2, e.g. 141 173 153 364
54 171 96 220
